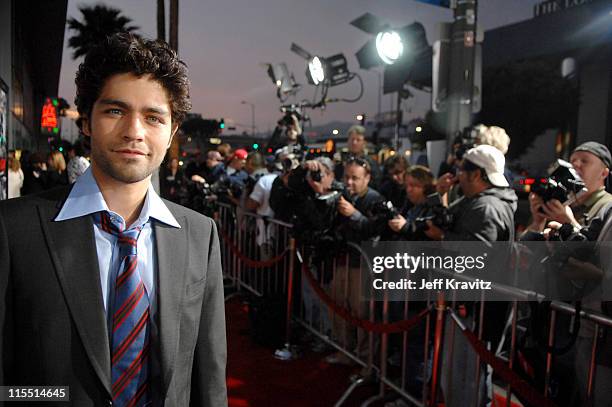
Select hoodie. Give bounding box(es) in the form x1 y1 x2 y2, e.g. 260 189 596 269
445 187 518 242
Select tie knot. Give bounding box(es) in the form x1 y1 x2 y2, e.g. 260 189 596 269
95 211 142 253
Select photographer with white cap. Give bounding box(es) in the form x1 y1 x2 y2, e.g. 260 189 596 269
423 144 518 407
425 144 517 243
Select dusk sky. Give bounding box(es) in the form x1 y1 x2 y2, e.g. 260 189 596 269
58 0 541 135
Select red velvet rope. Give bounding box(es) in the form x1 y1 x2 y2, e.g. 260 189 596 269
449 309 557 407
301 263 429 334
219 227 288 268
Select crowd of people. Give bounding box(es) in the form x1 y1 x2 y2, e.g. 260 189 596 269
176 120 611 407
3 141 90 198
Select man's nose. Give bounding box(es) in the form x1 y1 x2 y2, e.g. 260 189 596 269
124 115 146 141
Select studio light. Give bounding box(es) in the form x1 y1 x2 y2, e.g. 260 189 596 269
375 30 403 65
292 43 352 87
351 13 432 93
265 62 300 100
308 56 325 85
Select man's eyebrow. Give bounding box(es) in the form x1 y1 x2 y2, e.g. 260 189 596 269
98 99 130 109
97 99 169 116
144 106 170 116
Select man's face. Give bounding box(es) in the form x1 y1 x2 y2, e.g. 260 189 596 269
344 163 370 196
570 151 609 193
457 161 480 198
245 158 257 174
286 124 298 141
206 152 223 169
390 164 406 186
230 157 246 171
83 73 175 185
348 132 366 155
405 175 426 205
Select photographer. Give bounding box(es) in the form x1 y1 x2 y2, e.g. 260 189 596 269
336 157 385 243
270 156 339 240
379 155 408 208
269 156 339 335
425 145 517 407
266 112 305 154
335 125 382 189
437 124 511 204
387 165 437 241
426 144 517 243
526 142 612 234
543 204 612 406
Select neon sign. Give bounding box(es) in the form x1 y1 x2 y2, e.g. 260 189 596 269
41 97 59 134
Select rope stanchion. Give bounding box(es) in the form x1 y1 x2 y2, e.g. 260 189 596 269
447 308 558 407
301 262 429 334
219 227 288 268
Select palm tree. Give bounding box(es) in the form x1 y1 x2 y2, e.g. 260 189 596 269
67 4 139 60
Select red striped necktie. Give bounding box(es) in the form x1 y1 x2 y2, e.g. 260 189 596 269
96 211 151 407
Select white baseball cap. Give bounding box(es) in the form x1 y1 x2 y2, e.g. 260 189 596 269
463 144 509 187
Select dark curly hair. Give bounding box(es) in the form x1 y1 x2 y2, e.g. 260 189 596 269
75 32 191 128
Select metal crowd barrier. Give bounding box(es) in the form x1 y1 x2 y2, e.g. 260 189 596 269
215 203 612 407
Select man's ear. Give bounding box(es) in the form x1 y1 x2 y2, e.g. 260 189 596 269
602 167 610 181
168 125 179 148
81 117 91 138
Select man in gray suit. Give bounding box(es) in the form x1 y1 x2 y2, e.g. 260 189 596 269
0 33 227 406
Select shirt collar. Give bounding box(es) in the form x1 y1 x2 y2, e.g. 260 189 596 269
581 187 606 211
55 167 180 229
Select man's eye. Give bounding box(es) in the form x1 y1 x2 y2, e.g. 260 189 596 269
147 116 163 124
107 108 123 115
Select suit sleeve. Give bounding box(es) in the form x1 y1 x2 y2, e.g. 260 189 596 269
0 207 14 391
190 218 228 407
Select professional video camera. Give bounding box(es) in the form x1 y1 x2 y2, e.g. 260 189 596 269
412 192 454 233
531 159 587 206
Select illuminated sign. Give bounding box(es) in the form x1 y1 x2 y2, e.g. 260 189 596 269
534 0 593 17
41 97 59 135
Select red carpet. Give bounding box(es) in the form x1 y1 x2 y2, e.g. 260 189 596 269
226 298 374 407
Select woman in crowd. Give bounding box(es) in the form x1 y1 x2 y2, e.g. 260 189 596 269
8 153 24 199
388 165 436 240
379 154 408 208
46 150 68 189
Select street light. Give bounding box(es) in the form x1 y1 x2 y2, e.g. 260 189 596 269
241 100 255 137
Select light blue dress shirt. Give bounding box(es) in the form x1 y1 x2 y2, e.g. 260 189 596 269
54 168 181 332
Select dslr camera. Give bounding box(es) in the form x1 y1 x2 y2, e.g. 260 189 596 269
531 159 587 206
412 193 454 233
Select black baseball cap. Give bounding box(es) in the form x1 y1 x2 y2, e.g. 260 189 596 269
572 142 611 169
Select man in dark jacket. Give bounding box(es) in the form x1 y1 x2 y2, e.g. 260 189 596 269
426 144 517 243
336 157 384 243
425 144 517 407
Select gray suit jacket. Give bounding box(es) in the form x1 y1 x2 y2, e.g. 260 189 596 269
0 186 227 406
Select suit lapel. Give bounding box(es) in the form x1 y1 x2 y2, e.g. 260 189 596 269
154 216 188 397
38 202 111 396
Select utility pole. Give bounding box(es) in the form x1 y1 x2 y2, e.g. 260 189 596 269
169 0 179 51
444 0 479 144
433 0 480 147
157 0 166 41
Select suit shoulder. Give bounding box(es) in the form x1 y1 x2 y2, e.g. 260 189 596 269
0 186 71 217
